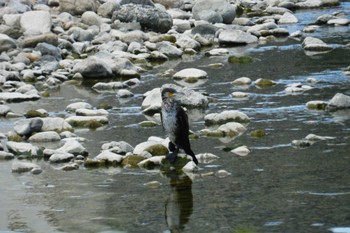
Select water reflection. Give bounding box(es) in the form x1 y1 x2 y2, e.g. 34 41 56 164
163 170 193 233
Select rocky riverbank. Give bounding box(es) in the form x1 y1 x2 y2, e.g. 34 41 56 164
0 0 350 175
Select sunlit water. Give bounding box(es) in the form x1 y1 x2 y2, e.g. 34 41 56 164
1 3 350 233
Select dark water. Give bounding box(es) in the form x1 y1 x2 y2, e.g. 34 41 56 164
1 3 350 233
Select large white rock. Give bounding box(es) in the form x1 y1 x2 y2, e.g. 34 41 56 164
218 29 258 45
133 140 169 156
41 117 73 132
279 12 298 24
0 92 40 102
327 93 350 111
231 145 250 156
20 11 52 36
49 152 74 163
65 116 109 127
6 141 39 157
302 37 333 51
95 150 123 163
182 161 199 173
205 110 250 125
173 68 208 80
28 131 61 142
75 108 109 116
55 139 88 156
66 102 92 112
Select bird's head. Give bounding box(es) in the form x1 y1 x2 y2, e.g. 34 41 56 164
161 87 177 101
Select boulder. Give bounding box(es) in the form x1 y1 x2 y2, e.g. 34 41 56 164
95 150 123 164
81 11 101 26
218 29 258 45
173 68 208 82
302 37 333 51
112 3 172 33
192 0 236 24
279 12 298 24
156 41 183 58
12 161 41 174
327 93 350 111
20 33 58 48
66 102 93 112
14 118 43 137
41 117 73 132
49 152 74 163
133 140 169 156
59 0 100 15
20 11 52 36
72 57 114 79
0 33 17 52
54 138 88 156
205 110 250 125
6 141 39 157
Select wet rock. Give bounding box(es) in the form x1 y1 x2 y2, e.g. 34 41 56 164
20 11 52 36
21 33 59 48
156 41 183 58
231 145 250 156
41 117 73 132
66 102 93 112
173 68 208 83
228 55 253 64
138 156 165 169
101 141 134 155
133 140 169 156
84 158 106 168
302 37 333 51
143 180 162 188
116 89 134 98
0 33 17 52
0 104 11 116
92 82 127 92
65 116 108 128
95 150 123 164
98 1 119 18
122 154 145 168
59 163 79 171
25 109 48 118
0 151 15 160
196 153 219 164
205 48 229 56
35 43 61 61
306 100 328 110
192 0 236 24
215 169 231 178
315 14 336 25
327 18 350 26
175 34 201 51
205 110 250 126
0 92 40 102
285 83 313 93
73 57 114 79
28 131 61 142
255 78 276 88
191 24 220 40
54 138 88 156
49 152 74 163
6 141 39 157
139 121 158 128
59 0 100 16
218 29 258 45
12 161 41 174
292 133 335 148
173 19 192 33
112 3 173 33
14 118 43 137
326 93 350 111
231 91 249 98
182 161 199 173
279 12 298 24
201 122 246 137
305 134 335 141
76 109 109 116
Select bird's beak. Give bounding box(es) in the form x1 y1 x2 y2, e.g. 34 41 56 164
168 92 175 97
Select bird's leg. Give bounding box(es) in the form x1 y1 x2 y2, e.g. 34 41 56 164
184 147 199 165
167 142 178 164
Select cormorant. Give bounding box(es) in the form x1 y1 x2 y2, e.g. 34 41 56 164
161 87 199 165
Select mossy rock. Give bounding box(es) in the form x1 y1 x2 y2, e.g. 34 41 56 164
69 120 103 129
97 103 113 110
306 101 327 110
228 55 253 64
139 121 158 128
122 155 145 168
41 91 50 97
201 129 225 137
255 78 276 88
25 110 46 118
160 156 191 173
145 144 169 156
159 35 176 43
250 129 266 138
138 156 165 169
84 159 106 168
8 133 23 142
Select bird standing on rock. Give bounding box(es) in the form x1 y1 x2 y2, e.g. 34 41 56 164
161 87 199 165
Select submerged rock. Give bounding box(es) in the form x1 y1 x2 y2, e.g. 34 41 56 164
6 141 40 157
195 153 219 164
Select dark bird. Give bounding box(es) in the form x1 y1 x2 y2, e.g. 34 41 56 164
161 87 199 165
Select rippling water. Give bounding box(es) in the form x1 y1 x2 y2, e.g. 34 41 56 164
1 3 350 233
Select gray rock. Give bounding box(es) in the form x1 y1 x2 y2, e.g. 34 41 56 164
167 8 191 20
315 14 336 25
116 89 134 98
302 37 333 51
59 0 100 16
191 24 220 40
175 34 201 51
73 57 114 79
3 14 21 27
20 11 52 36
20 33 59 48
12 161 41 173
6 141 39 157
81 11 101 26
0 33 17 52
218 29 258 45
59 163 79 171
266 6 291 15
101 141 134 155
112 3 173 33
49 152 74 163
65 115 109 127
156 41 183 58
205 110 250 125
35 43 61 61
173 68 208 81
327 93 350 111
279 12 298 24
28 131 61 142
327 18 350 26
68 27 95 42
0 151 15 160
95 150 123 163
76 108 109 116
41 117 73 132
0 105 11 116
14 118 43 136
133 140 168 156
98 1 120 18
55 138 88 156
92 81 127 92
66 102 93 112
154 0 184 8
192 0 236 24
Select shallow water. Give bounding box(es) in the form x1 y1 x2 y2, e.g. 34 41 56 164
1 3 350 233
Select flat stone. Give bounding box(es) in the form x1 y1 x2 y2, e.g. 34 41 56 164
49 152 74 163
28 131 61 142
12 161 41 173
173 68 208 80
205 110 250 125
95 150 123 163
302 37 333 51
218 29 258 45
0 92 40 102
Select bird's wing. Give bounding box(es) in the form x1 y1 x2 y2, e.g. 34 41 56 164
175 106 190 138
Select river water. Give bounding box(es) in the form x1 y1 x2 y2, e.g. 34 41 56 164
1 3 350 233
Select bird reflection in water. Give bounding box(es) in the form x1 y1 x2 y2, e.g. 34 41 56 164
163 169 193 233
